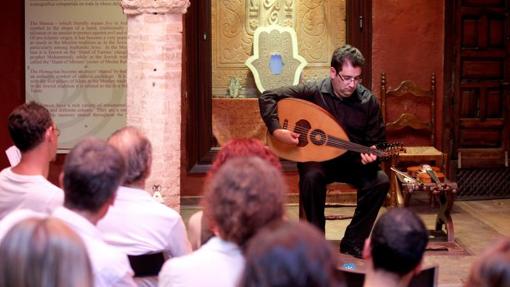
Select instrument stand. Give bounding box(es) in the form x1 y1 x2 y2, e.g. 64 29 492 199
391 168 459 252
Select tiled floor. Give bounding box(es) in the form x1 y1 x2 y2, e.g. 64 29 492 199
181 196 510 287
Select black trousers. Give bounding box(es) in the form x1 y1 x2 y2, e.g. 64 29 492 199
298 153 389 249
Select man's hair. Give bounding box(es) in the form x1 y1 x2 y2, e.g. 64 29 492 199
240 220 344 287
203 157 286 248
107 126 152 185
0 217 93 287
331 44 365 72
63 138 125 213
370 208 428 276
8 102 53 152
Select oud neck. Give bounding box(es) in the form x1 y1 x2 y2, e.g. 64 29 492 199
327 136 382 156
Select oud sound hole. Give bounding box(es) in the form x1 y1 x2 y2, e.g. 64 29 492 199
310 129 326 145
294 119 310 147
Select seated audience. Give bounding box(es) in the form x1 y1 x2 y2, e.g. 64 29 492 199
52 138 136 287
159 157 287 287
0 216 93 287
465 238 510 287
240 220 345 287
362 208 429 287
187 138 281 250
0 102 63 219
97 126 191 286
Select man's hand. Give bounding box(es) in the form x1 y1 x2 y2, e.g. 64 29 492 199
272 129 300 145
361 145 378 165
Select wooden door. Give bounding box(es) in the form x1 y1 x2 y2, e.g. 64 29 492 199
347 0 372 89
450 0 510 169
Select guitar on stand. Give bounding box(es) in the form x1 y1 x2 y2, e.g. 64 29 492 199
266 98 404 162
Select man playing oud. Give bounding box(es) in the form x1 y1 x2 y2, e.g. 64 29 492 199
259 45 389 258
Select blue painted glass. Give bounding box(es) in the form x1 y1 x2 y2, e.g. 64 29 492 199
269 54 284 75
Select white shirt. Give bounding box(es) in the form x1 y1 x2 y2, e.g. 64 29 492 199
53 207 136 287
0 209 46 241
158 236 245 287
97 186 191 287
0 167 64 219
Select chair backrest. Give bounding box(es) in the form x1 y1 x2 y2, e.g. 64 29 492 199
380 73 436 146
128 252 165 277
336 265 438 287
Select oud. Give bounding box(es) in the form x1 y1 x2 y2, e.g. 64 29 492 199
266 98 403 162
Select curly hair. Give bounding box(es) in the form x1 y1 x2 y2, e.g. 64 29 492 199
203 157 286 248
207 138 281 179
240 220 345 287
8 101 53 152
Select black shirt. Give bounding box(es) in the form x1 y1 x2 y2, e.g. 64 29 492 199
259 77 386 148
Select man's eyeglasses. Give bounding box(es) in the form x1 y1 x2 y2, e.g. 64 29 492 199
338 73 362 84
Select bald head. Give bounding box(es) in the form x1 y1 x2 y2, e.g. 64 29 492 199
108 126 152 186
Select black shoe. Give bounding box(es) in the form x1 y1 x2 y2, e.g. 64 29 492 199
340 241 363 259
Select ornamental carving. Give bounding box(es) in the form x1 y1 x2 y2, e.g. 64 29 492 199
121 0 190 15
296 0 345 63
246 0 296 35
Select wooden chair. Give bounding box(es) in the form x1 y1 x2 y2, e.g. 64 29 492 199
297 182 356 221
128 252 165 277
380 73 446 207
324 182 356 220
381 73 457 244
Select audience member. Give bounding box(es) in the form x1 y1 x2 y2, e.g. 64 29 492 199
97 126 191 286
0 102 63 219
52 138 136 287
0 217 93 287
187 138 281 250
240 220 345 287
159 157 287 287
465 238 510 287
362 208 429 287
206 138 281 177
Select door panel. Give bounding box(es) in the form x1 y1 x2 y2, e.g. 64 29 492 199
453 0 509 168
